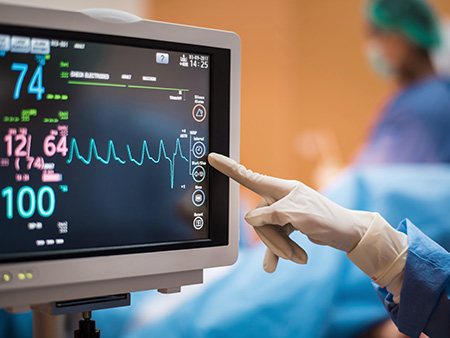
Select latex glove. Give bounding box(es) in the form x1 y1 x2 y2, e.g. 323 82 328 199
208 153 409 303
208 153 375 272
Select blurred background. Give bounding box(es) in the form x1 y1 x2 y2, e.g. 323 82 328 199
3 0 449 207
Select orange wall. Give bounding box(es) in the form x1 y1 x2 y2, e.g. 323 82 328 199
145 0 450 202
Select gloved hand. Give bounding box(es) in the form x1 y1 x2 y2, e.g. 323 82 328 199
208 153 377 273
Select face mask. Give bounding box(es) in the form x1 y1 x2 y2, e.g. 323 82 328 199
365 42 395 77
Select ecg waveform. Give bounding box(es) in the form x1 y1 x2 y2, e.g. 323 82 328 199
66 138 189 188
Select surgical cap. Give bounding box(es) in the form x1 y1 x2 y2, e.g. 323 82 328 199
367 0 441 49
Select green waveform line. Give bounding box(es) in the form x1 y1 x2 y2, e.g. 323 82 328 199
66 138 189 189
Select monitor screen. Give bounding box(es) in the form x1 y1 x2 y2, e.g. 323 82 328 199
0 25 231 263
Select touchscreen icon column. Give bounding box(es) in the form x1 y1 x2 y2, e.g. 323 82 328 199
189 101 207 231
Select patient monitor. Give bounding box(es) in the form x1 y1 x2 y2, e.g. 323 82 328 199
0 2 240 319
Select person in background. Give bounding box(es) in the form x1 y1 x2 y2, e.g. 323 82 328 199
355 0 450 165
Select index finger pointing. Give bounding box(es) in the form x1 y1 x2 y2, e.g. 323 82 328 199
208 153 295 201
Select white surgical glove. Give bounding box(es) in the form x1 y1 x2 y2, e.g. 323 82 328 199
208 153 408 302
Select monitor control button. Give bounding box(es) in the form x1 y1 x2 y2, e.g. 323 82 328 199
192 165 206 183
192 141 206 159
11 36 31 53
193 217 204 230
156 52 169 64
192 189 205 207
192 104 206 122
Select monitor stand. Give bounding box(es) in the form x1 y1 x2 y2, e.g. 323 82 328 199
31 294 131 338
30 286 183 338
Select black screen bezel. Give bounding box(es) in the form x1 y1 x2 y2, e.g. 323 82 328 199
0 24 231 263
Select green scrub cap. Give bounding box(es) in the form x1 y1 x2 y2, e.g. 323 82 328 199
367 0 441 49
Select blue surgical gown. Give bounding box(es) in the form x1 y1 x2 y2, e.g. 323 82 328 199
355 76 450 164
376 220 450 338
